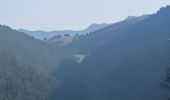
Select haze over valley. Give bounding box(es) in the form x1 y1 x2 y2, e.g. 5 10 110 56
0 1 170 100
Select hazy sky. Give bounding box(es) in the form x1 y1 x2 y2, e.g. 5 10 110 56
0 0 170 31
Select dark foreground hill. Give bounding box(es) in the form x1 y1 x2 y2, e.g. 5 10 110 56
50 6 170 100
0 25 60 100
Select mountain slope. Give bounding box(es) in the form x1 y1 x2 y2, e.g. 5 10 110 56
64 14 150 55
0 25 60 100
50 6 170 100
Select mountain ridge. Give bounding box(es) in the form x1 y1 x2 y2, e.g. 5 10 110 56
18 23 110 40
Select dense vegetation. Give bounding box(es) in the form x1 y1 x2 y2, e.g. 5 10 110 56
0 25 60 100
0 53 56 100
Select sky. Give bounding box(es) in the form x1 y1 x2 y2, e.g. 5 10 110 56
0 0 170 31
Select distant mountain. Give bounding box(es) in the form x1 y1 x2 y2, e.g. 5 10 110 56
50 6 170 100
18 23 110 40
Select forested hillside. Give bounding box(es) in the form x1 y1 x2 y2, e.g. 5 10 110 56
0 25 60 100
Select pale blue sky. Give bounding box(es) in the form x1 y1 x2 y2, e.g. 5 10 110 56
0 0 170 31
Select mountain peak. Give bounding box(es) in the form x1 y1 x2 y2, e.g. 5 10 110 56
157 5 170 14
125 16 136 21
125 14 150 22
84 23 110 33
89 23 109 27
